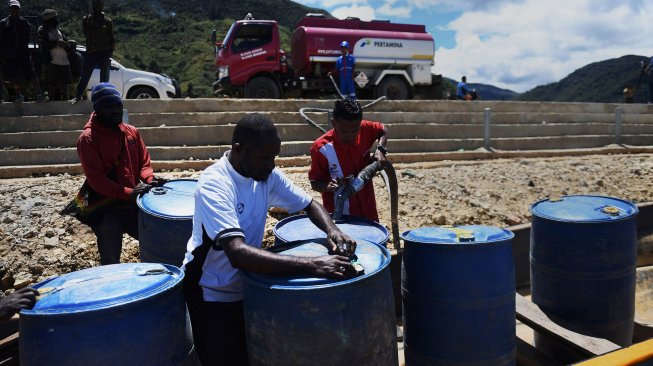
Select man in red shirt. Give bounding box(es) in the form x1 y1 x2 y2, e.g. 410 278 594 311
77 82 164 264
309 98 388 222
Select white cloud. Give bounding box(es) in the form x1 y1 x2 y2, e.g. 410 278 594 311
377 1 412 18
436 0 653 92
331 5 377 21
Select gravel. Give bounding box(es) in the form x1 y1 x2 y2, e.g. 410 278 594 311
2 153 653 293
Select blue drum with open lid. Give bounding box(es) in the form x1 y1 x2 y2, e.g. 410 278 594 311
19 263 195 366
273 214 389 247
530 195 638 363
137 179 197 266
243 238 397 366
401 225 516 366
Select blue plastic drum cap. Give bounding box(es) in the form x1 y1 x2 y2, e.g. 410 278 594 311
531 195 638 223
137 179 197 219
274 215 389 245
401 225 514 244
23 263 183 314
245 239 389 287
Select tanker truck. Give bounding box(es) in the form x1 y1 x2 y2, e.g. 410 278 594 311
210 13 435 99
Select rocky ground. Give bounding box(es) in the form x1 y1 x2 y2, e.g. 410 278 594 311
2 153 653 296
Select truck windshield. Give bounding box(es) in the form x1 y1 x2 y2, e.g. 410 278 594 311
223 23 235 45
231 24 272 53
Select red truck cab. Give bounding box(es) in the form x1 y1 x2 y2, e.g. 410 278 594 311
214 19 286 98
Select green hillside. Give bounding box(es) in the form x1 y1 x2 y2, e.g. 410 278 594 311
517 55 650 103
19 0 330 97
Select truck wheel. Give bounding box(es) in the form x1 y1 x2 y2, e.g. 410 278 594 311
245 77 280 99
128 87 159 99
375 77 410 100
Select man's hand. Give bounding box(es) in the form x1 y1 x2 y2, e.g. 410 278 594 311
310 255 356 279
57 39 68 48
326 178 339 193
326 229 357 257
0 287 39 321
374 149 387 167
149 176 168 187
129 182 152 201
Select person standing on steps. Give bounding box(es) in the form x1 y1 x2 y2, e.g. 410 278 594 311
38 9 72 101
70 0 115 104
0 0 45 103
646 56 653 104
332 41 356 99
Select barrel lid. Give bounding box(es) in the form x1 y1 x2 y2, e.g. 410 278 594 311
244 238 389 288
137 179 197 219
22 263 183 315
274 214 389 245
530 195 638 222
400 225 514 244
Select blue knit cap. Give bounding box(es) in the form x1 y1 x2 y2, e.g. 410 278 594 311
91 82 122 111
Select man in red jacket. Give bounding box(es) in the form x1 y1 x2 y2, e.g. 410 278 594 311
77 82 164 264
309 98 388 222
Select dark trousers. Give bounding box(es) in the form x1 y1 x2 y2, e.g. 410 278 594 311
90 204 138 265
75 50 111 100
184 286 249 366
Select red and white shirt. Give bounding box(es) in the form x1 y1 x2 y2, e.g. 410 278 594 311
308 120 384 222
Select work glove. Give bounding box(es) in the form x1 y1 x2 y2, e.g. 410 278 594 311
129 182 152 201
149 176 168 187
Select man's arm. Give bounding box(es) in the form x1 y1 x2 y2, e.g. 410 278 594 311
220 235 355 279
304 200 356 256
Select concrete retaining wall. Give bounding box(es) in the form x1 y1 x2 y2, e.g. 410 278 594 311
1 98 653 173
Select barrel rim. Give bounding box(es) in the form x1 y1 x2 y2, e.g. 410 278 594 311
273 213 390 245
243 239 391 290
137 179 197 220
21 263 184 316
400 226 515 245
530 194 639 223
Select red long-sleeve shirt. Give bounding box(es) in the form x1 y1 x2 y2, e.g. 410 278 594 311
77 113 153 201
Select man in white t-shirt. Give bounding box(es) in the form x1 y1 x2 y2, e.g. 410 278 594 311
182 113 357 366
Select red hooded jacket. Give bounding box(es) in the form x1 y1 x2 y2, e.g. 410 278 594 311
77 112 153 201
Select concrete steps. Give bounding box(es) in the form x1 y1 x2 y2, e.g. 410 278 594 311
1 98 653 173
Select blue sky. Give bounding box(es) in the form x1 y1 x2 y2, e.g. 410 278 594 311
292 0 653 93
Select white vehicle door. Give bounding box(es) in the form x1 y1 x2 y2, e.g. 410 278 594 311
85 59 124 98
108 61 124 96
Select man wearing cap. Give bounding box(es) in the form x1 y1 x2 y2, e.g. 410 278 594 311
70 0 115 104
335 40 356 99
0 0 45 102
77 82 164 264
38 9 72 101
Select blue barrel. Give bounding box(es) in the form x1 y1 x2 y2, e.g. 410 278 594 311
273 214 389 247
137 179 197 266
19 263 195 366
243 239 397 366
401 226 516 366
530 195 638 362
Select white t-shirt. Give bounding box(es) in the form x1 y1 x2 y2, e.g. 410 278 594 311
48 29 69 66
182 152 312 302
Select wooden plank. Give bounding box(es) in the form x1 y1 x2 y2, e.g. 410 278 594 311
0 332 18 349
573 339 653 366
515 294 620 357
516 337 561 366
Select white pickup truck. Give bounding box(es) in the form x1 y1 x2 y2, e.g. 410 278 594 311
78 47 180 100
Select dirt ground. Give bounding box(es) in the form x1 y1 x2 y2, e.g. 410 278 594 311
2 152 653 294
